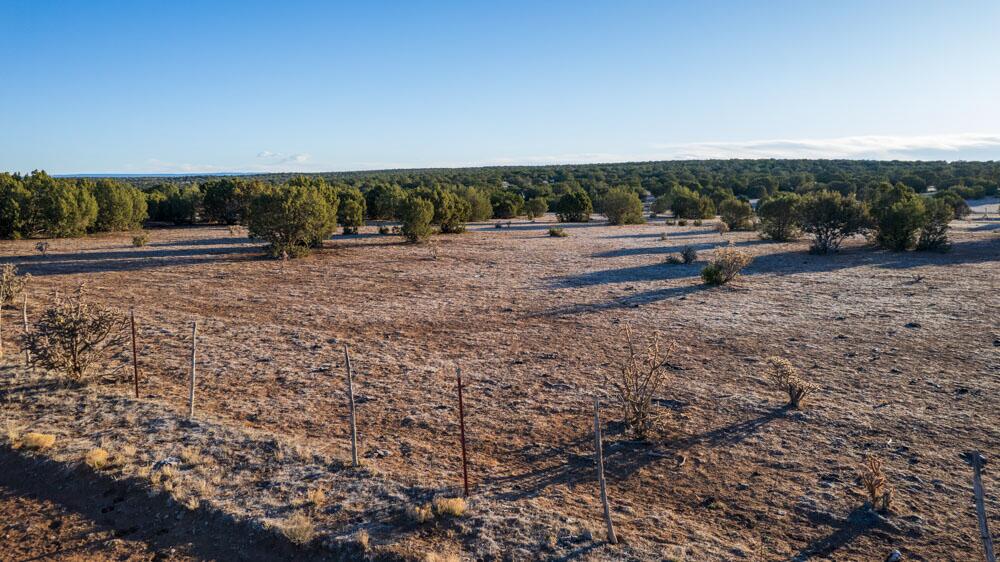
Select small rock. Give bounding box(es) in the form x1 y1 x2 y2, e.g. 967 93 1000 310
904 322 921 329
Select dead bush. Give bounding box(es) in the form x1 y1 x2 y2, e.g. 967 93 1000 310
605 324 673 440
681 246 698 264
22 432 56 450
406 502 434 524
701 247 753 285
84 447 110 469
27 285 128 383
432 496 467 518
765 356 816 409
861 454 894 513
0 263 30 358
280 512 316 545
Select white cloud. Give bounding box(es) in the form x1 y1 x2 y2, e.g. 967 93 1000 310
651 133 1000 160
256 151 311 165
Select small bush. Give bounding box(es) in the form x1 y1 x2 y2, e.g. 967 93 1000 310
861 455 894 513
525 197 548 220
400 196 435 243
22 432 56 450
715 221 729 234
547 227 567 237
916 197 952 251
555 189 593 222
764 357 816 408
355 529 370 552
681 246 698 264
281 512 316 545
603 188 645 225
664 220 676 226
85 447 110 469
701 247 753 285
719 198 755 230
933 190 971 219
871 183 925 251
306 487 326 508
432 497 467 518
606 324 673 440
1 264 30 358
406 502 434 524
799 191 870 254
28 285 128 383
131 232 149 247
693 219 703 226
677 219 688 226
664 255 683 265
377 225 391 235
757 192 802 241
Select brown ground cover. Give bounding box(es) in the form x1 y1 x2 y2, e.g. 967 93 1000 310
1 214 997 560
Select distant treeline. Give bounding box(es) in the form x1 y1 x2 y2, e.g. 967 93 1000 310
2 159 998 240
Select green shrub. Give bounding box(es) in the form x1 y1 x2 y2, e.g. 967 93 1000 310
525 197 548 220
603 188 645 225
932 190 971 220
490 191 524 219
701 247 753 285
757 192 802 241
93 179 148 232
651 194 671 216
364 182 405 221
0 173 31 239
247 185 338 258
462 188 494 222
337 187 366 235
871 183 925 251
677 219 688 226
149 185 202 225
916 197 952 251
799 191 869 254
399 196 434 243
693 219 703 226
27 173 98 237
719 198 754 230
202 178 262 225
547 227 567 237
556 189 593 223
670 186 715 219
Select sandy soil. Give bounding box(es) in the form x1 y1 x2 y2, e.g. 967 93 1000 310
1 213 998 561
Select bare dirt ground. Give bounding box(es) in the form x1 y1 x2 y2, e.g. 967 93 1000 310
1 213 998 561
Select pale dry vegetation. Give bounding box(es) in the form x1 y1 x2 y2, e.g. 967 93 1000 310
606 324 673 440
764 356 817 409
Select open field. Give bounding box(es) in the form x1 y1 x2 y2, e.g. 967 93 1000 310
1 215 998 561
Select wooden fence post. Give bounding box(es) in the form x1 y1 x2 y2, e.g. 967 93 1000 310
343 344 359 468
188 321 197 419
130 308 140 399
22 292 29 366
964 451 996 562
457 368 469 497
593 397 618 545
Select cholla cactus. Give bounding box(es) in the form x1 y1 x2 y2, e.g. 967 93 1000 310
27 284 127 383
765 356 817 409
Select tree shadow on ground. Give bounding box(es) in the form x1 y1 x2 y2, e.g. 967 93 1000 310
1 244 263 276
591 238 766 259
468 221 609 232
490 406 788 501
0 447 371 561
534 284 708 318
790 504 905 561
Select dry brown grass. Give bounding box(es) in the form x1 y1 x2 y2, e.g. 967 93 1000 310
764 356 817 409
423 553 460 562
861 454 894 513
306 487 326 508
22 432 55 450
432 496 467 518
406 502 434 524
280 512 316 545
355 529 370 552
179 445 203 466
84 447 109 469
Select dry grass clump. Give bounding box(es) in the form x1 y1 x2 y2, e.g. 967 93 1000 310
406 502 435 524
22 432 56 450
180 445 204 466
84 447 110 469
306 487 326 508
701 247 753 285
606 324 673 440
280 512 316 545
355 529 370 552
111 443 137 467
432 496 467 518
764 356 817 409
861 454 894 513
424 554 460 562
4 421 22 447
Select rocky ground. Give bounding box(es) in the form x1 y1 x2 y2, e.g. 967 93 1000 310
0 213 997 561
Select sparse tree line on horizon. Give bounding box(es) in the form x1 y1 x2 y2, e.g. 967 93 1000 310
1 160 993 257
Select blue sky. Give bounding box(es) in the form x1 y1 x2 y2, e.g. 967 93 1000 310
2 0 999 174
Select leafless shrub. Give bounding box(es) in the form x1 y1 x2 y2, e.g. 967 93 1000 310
681 246 698 264
701 247 753 285
765 356 816 408
35 241 49 256
0 264 30 358
861 454 894 513
605 324 673 440
27 285 128 383
131 232 149 247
